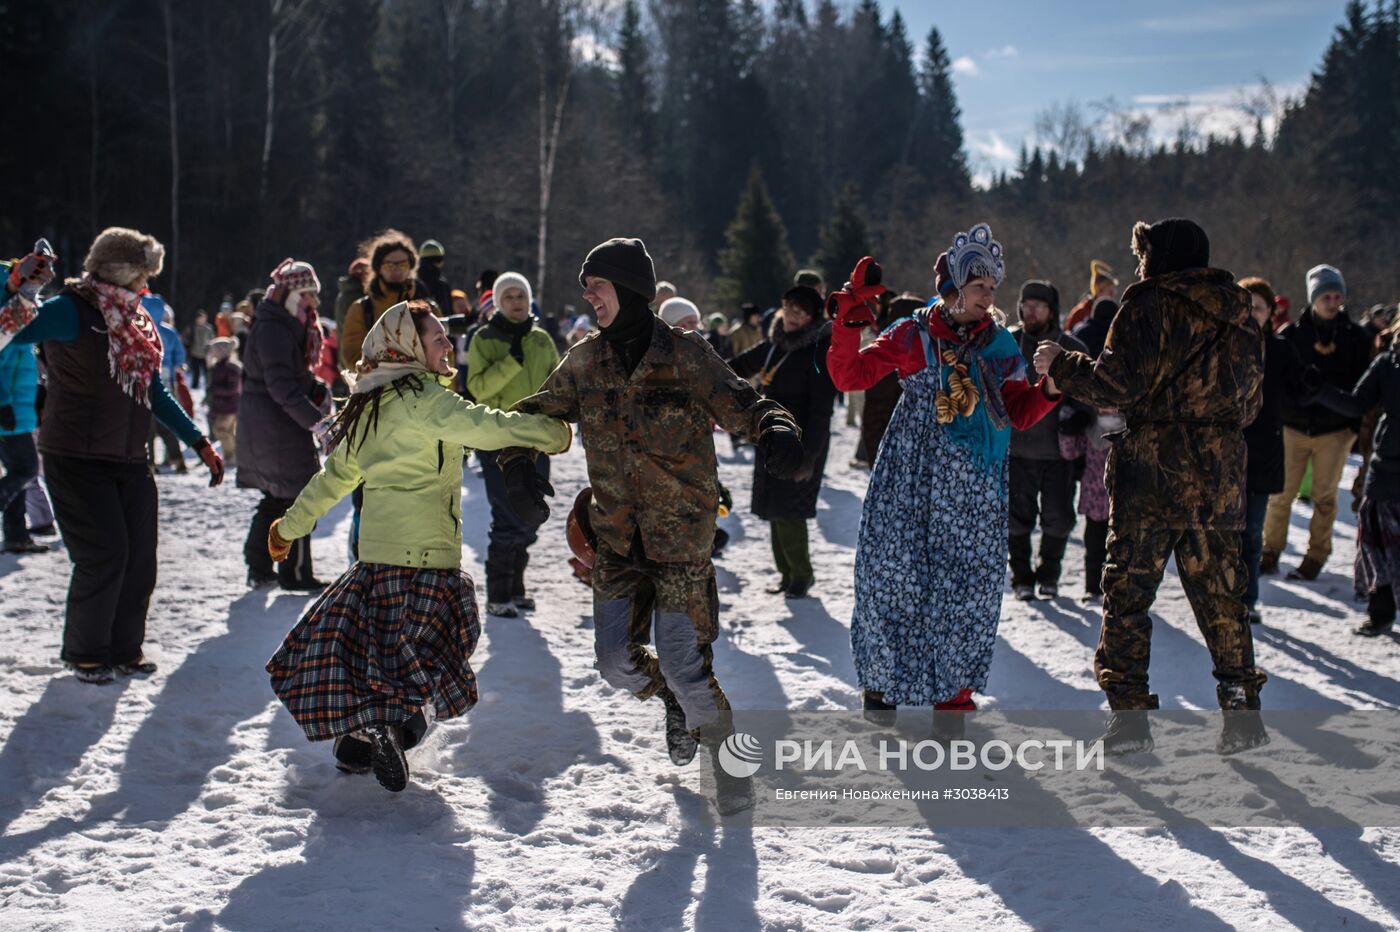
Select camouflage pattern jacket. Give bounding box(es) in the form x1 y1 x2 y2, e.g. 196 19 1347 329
1049 268 1264 530
516 317 798 562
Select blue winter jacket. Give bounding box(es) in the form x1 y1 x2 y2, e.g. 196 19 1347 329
0 341 39 436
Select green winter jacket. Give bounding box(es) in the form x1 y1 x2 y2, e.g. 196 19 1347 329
466 315 561 412
279 374 570 569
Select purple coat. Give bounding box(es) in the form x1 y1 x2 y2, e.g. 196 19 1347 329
208 359 242 417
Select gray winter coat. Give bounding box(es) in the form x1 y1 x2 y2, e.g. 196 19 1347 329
236 300 322 499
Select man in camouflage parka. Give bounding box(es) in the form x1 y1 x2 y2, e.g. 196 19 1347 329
1034 219 1267 727
508 238 802 809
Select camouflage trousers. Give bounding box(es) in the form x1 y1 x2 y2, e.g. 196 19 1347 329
1097 528 1267 711
592 542 730 732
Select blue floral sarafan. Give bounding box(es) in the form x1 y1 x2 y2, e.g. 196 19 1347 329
850 315 1022 706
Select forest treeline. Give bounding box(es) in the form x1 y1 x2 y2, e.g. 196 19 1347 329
5 0 1399 317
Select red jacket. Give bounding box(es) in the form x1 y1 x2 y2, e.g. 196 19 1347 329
827 311 1059 431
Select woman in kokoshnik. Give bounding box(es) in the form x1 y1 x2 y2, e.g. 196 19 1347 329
265 300 570 792
826 225 1062 717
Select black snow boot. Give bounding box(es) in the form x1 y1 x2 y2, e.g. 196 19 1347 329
658 686 698 765
1036 534 1069 594
1101 711 1154 755
366 724 409 792
1217 712 1270 755
862 689 897 727
333 734 372 774
1008 533 1035 589
512 550 534 610
706 737 755 816
485 541 516 607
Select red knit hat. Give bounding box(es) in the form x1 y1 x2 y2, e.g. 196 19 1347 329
268 258 321 302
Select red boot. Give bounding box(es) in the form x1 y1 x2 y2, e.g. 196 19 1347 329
934 688 977 712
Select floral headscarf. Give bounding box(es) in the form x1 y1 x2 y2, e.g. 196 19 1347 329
344 301 445 395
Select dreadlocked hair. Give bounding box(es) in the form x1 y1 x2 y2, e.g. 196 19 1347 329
327 302 439 451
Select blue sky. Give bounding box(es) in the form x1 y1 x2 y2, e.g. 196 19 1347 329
888 0 1347 181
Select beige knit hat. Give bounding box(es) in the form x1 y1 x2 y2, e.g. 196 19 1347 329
83 227 165 287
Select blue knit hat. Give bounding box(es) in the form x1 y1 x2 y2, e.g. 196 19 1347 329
1306 264 1345 305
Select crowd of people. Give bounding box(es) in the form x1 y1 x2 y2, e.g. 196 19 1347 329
0 214 1395 812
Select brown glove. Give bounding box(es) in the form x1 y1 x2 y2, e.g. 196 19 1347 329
268 518 292 562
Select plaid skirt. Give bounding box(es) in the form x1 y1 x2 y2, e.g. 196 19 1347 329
1357 499 1400 598
267 562 481 741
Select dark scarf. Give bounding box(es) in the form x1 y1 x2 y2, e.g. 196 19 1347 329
937 302 987 345
769 317 824 354
487 311 534 339
599 285 654 376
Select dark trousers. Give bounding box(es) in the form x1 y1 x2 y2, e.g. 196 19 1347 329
1008 456 1077 586
0 432 40 543
1098 527 1267 711
1240 491 1270 609
1372 586 1397 626
1084 518 1109 596
770 518 812 584
44 453 158 666
479 450 549 603
245 493 315 586
188 357 206 389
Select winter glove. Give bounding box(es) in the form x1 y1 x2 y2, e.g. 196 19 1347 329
1058 408 1095 437
826 256 887 327
501 448 555 526
509 332 526 364
717 482 734 517
268 518 292 563
0 406 13 432
6 249 55 304
312 416 336 455
307 379 333 417
759 426 804 480
194 437 225 487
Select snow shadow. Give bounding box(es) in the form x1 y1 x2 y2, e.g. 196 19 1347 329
713 622 789 710
200 783 475 932
0 677 129 839
987 631 1103 709
81 589 307 829
1027 596 1341 710
1253 627 1400 709
450 614 615 836
1100 768 1391 930
1227 758 1400 923
774 596 855 689
616 787 759 932
815 486 863 549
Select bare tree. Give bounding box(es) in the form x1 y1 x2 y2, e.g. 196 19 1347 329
441 0 469 145
1033 100 1094 165
162 0 180 300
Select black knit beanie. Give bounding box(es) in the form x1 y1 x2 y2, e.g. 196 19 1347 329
782 285 823 319
579 237 657 303
1137 218 1210 277
1018 279 1060 318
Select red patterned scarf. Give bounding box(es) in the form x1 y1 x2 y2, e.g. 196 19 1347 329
82 274 165 407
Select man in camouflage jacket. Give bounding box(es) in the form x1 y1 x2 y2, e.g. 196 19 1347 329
1035 219 1267 717
511 238 802 766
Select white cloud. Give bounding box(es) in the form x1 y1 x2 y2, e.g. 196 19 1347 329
1138 0 1321 34
951 56 980 76
986 45 1019 59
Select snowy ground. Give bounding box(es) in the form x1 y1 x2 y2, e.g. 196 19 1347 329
2 409 1399 931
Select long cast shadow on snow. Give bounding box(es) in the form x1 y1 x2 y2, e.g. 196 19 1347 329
449 613 618 836
1028 598 1343 710
616 788 759 932
80 589 309 829
0 677 129 840
1100 768 1390 930
815 486 863 550
1253 627 1400 708
200 782 474 932
1228 758 1400 923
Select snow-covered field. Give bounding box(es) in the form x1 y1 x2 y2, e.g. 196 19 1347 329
2 413 1398 931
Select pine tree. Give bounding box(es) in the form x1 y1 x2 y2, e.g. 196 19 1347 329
616 0 653 151
811 182 872 289
911 25 970 198
715 164 797 310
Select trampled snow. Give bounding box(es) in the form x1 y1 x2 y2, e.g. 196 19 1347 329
1 415 1397 930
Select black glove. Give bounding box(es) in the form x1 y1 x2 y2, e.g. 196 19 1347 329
0 405 13 432
502 450 555 526
759 427 804 479
1058 408 1095 436
307 380 330 408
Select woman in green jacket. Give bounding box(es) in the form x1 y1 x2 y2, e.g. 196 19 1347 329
465 271 561 616
265 300 570 793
